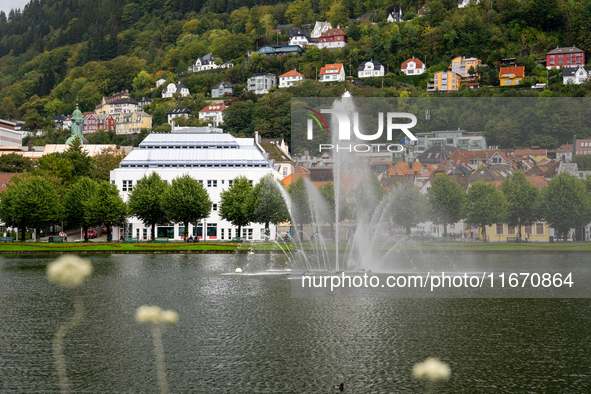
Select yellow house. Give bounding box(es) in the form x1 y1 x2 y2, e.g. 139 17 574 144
449 56 482 80
499 66 525 86
115 111 152 134
478 221 551 242
427 71 462 92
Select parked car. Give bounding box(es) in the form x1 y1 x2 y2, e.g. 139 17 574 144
87 229 97 239
101 227 107 234
410 231 435 242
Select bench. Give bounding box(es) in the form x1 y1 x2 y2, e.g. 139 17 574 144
49 236 64 243
123 238 139 243
438 236 452 242
506 237 518 243
0 236 14 242
231 237 245 243
154 237 170 243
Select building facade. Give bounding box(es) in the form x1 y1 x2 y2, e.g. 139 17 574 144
247 73 277 94
114 111 152 134
310 21 332 38
278 70 305 88
563 66 589 84
546 46 585 69
162 82 190 98
315 28 347 49
319 63 345 82
198 104 227 126
211 81 234 98
449 56 482 80
83 114 116 133
289 28 310 46
428 71 462 92
167 107 191 124
401 58 426 75
358 60 384 78
191 53 218 72
499 66 525 86
110 131 281 241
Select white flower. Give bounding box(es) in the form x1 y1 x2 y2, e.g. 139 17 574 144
162 310 179 325
412 357 451 381
47 255 92 288
136 306 179 325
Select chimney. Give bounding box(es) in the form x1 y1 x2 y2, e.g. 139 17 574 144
573 135 577 156
486 152 489 162
28 141 33 151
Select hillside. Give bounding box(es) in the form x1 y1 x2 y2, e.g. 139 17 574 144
0 0 590 150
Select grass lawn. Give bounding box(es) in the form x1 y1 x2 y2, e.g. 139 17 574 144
0 241 590 253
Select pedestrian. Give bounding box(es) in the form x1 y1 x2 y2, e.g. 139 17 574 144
461 232 465 242
525 232 529 242
469 230 473 239
572 232 576 242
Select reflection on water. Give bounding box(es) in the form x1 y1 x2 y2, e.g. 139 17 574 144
0 253 590 393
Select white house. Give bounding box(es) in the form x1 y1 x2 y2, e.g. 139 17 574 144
358 60 384 78
191 53 218 72
220 61 234 69
162 82 190 98
198 104 227 126
319 64 345 82
401 57 426 75
458 0 479 7
289 28 310 47
278 69 305 88
563 66 589 84
0 119 23 147
247 73 277 94
387 7 403 22
110 130 282 241
310 21 332 38
155 78 167 88
167 107 191 124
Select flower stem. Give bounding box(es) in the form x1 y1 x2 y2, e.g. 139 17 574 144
151 325 170 394
52 291 84 394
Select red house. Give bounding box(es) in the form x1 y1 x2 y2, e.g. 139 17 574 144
546 46 585 69
315 28 347 49
83 113 116 133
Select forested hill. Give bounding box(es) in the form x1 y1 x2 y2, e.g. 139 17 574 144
1 0 591 149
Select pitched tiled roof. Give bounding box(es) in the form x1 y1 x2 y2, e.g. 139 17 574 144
401 57 424 69
279 70 304 78
547 46 584 55
319 28 346 38
499 66 525 78
319 64 343 75
199 104 227 113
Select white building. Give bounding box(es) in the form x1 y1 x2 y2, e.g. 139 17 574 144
458 0 479 7
168 107 191 124
358 60 384 78
278 69 305 88
387 7 403 22
563 66 589 84
110 130 282 241
155 78 167 88
247 73 277 94
319 64 345 82
289 28 310 47
401 57 426 75
0 119 23 147
310 21 332 38
198 104 227 126
162 82 190 98
190 53 219 72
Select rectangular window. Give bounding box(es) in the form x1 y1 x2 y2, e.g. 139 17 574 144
207 223 217 239
221 228 224 240
282 167 288 176
507 226 515 235
496 223 504 235
122 180 133 192
213 204 217 211
229 180 233 186
536 222 544 235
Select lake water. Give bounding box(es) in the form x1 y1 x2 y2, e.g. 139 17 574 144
0 253 590 393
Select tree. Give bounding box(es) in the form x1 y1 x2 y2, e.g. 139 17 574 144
128 172 169 240
539 172 591 240
247 174 289 237
500 171 540 238
91 147 127 181
60 138 92 179
219 176 253 237
161 175 212 240
0 153 34 172
465 181 507 241
64 177 98 241
427 174 466 236
0 176 63 240
390 182 429 235
288 177 311 234
85 181 128 241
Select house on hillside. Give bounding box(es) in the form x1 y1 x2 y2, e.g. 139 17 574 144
289 28 310 47
167 107 191 124
387 6 403 22
247 73 277 94
220 61 234 69
191 53 218 72
315 28 347 49
258 45 302 57
556 143 573 161
401 57 426 75
427 71 462 92
449 56 482 80
83 113 116 133
198 104 227 126
499 66 525 86
162 82 190 98
115 111 152 134
546 46 585 69
319 64 345 82
279 70 305 88
563 66 589 84
257 134 293 177
358 60 384 78
310 21 332 38
458 0 479 7
211 81 234 98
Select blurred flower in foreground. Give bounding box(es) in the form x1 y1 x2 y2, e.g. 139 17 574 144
47 255 92 394
47 255 92 288
412 357 451 381
136 305 179 394
136 305 179 325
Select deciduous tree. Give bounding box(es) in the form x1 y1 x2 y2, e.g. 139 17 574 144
85 181 128 241
500 171 540 238
465 181 507 241
64 177 98 241
427 174 466 236
219 176 253 237
247 174 289 237
128 172 169 241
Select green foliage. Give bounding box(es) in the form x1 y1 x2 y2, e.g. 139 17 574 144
390 181 429 234
161 174 212 239
219 175 253 235
571 155 591 171
63 177 98 240
247 174 289 236
288 176 311 230
0 176 63 240
500 171 540 235
538 172 591 239
128 172 169 240
0 154 34 173
465 181 508 241
427 174 466 235
84 181 128 240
